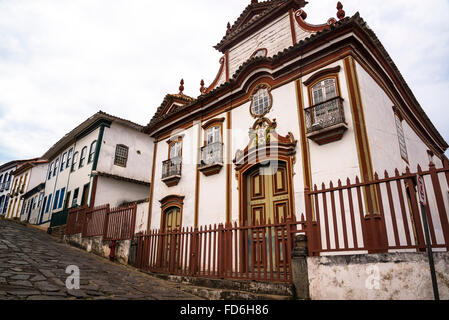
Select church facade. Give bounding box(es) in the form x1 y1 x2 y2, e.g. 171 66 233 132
143 0 448 247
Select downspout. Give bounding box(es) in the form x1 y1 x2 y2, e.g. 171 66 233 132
89 124 105 208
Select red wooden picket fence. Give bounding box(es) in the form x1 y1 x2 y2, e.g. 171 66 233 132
304 161 449 256
65 205 88 235
136 215 306 283
65 203 137 241
83 204 109 237
103 204 137 241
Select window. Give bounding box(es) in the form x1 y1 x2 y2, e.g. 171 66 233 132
169 141 182 159
206 126 221 145
71 152 79 172
114 144 129 167
311 78 337 105
38 193 43 209
72 188 79 207
66 148 73 169
394 113 408 162
48 162 53 180
58 188 65 209
53 158 59 176
60 152 67 172
79 147 87 168
88 140 97 163
250 86 272 117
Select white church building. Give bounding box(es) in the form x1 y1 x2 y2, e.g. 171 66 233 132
142 0 449 257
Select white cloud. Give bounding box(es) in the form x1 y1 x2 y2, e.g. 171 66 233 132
0 0 448 164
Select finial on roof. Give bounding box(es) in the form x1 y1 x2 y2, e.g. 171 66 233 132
179 79 185 94
337 2 345 21
200 80 205 94
226 22 231 34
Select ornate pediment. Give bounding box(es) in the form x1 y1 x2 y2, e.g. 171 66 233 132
234 118 297 171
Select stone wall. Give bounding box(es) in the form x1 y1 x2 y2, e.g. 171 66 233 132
307 252 449 300
63 233 131 265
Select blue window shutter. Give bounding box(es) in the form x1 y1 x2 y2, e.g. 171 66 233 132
53 191 59 210
46 194 52 213
59 188 65 208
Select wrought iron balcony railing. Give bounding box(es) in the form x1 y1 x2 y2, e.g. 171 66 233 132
162 157 182 179
305 97 345 134
200 142 224 168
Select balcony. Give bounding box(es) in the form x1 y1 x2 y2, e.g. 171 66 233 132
305 96 348 145
199 142 224 176
162 157 182 187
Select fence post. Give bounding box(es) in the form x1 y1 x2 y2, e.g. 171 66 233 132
404 169 426 251
102 204 110 240
136 232 143 269
217 224 224 278
291 234 310 300
304 187 320 256
429 161 449 249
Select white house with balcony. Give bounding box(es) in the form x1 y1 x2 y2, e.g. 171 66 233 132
37 111 154 227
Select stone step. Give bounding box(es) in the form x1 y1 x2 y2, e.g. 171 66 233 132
147 273 295 299
175 284 293 300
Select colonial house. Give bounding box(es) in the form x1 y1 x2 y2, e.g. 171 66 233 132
37 111 153 226
4 159 48 220
143 0 448 249
0 158 38 217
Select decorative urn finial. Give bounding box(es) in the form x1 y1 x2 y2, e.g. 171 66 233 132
200 79 205 94
226 22 231 34
337 2 346 20
179 79 185 95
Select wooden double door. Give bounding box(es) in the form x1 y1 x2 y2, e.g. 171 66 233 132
244 161 292 273
246 161 291 225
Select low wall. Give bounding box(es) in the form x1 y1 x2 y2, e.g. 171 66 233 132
307 252 449 300
63 233 131 265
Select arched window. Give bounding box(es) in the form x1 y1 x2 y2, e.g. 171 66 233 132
311 78 337 105
53 158 59 176
66 148 73 169
71 152 79 172
250 85 272 118
60 152 67 172
48 162 53 180
169 139 182 160
79 147 87 168
114 144 129 167
88 140 97 163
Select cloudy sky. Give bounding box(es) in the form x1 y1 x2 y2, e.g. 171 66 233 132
0 0 448 165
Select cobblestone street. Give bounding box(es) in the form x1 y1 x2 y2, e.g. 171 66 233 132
0 219 201 300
